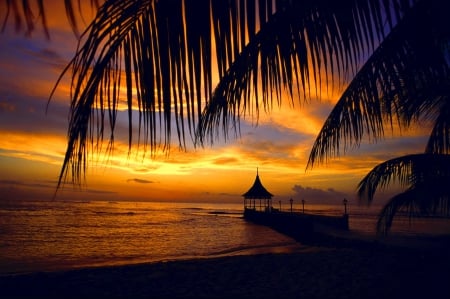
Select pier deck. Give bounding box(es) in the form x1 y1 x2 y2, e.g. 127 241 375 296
243 208 349 243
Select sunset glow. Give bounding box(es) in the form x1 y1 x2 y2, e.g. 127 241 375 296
0 1 430 205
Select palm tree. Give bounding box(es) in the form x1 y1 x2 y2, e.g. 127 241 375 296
3 0 410 180
196 0 450 234
4 0 449 233
356 154 450 234
305 0 450 234
198 0 450 234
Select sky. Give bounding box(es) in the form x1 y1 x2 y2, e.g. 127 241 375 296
0 1 431 206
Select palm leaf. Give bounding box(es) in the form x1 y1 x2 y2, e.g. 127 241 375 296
376 177 450 234
426 97 450 154
1 0 101 37
307 0 450 168
196 0 415 144
357 153 450 202
53 0 298 185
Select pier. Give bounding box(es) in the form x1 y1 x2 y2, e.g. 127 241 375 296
242 169 349 243
243 208 349 242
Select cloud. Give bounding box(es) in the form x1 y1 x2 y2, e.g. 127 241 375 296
32 47 67 68
240 123 308 152
84 189 117 194
132 166 160 173
212 156 239 165
127 178 155 184
0 179 54 189
56 186 118 195
291 184 349 204
0 101 15 112
0 93 69 136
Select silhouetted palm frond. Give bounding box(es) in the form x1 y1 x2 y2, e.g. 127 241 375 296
2 0 419 186
1 0 102 37
4 1 450 236
357 154 450 201
426 98 450 154
196 0 415 144
54 0 286 185
52 0 416 185
376 179 450 235
307 0 450 168
356 153 450 234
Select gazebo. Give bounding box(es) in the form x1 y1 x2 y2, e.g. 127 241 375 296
242 168 274 212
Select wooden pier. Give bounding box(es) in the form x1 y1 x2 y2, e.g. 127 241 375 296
243 208 349 242
242 169 350 243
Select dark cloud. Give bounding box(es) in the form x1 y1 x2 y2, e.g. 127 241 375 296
30 180 120 197
0 179 54 189
218 192 238 197
0 179 19 185
57 186 118 195
200 191 240 199
0 101 15 112
0 34 74 137
84 189 117 194
34 48 67 68
230 123 309 165
356 136 428 156
241 122 311 144
133 167 160 173
0 84 70 136
127 178 155 184
213 157 239 165
291 184 349 204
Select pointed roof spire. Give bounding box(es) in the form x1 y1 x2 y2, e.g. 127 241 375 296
242 168 273 199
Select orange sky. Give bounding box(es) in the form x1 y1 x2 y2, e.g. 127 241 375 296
0 1 431 206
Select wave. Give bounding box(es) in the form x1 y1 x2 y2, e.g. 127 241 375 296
206 211 243 216
144 217 196 226
93 211 137 216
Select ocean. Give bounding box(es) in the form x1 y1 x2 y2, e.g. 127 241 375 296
1 200 449 276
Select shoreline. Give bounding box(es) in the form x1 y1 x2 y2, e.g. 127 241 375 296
4 230 446 278
0 241 309 277
1 236 449 298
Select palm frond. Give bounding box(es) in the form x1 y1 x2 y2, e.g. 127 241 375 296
307 0 450 168
54 0 289 185
426 97 450 154
357 153 450 202
377 178 450 234
376 190 414 235
196 0 415 144
1 0 101 37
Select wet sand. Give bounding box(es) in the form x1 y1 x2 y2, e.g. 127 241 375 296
1 236 450 299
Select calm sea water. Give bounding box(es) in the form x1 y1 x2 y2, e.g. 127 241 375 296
1 200 449 275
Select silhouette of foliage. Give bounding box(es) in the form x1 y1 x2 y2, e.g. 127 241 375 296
3 0 449 233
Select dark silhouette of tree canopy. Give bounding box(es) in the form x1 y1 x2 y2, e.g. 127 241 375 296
3 0 450 233
3 0 409 182
305 0 450 234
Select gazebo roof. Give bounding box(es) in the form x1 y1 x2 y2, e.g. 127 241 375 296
242 169 273 199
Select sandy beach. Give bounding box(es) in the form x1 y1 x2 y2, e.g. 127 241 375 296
1 236 449 299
